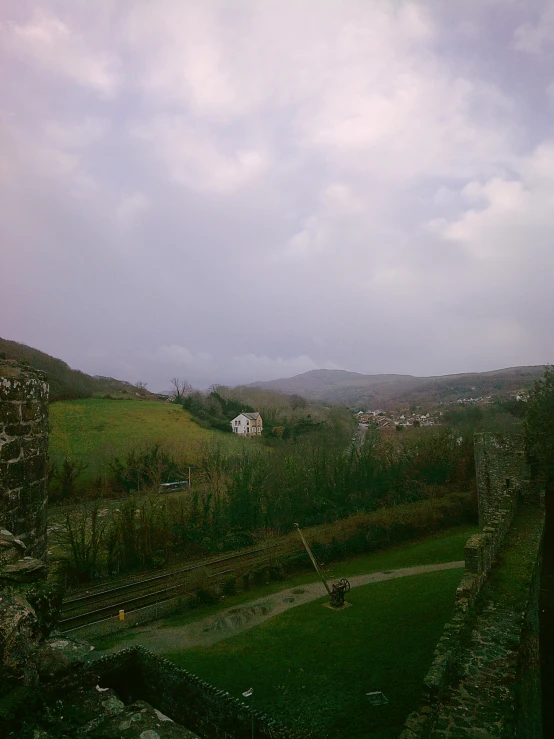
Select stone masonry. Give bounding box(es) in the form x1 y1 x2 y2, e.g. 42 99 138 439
399 433 544 739
474 433 534 528
0 358 49 559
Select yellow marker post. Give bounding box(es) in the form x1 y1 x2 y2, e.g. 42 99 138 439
119 609 125 621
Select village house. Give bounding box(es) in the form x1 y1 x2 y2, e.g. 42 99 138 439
230 411 263 436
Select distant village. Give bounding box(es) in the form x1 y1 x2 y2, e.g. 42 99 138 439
354 388 528 431
355 409 438 432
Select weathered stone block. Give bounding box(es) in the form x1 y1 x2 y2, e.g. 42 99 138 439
0 439 22 463
21 402 42 423
0 402 21 425
0 360 49 559
4 423 32 438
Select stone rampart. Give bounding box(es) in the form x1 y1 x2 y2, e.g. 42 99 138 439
399 434 544 739
0 358 49 558
94 645 305 739
474 433 536 527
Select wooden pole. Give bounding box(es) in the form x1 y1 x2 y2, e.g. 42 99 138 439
294 523 332 597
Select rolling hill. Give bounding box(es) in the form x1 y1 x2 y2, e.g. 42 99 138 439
251 366 546 408
0 337 145 402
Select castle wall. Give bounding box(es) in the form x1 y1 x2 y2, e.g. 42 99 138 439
0 359 49 558
399 434 544 739
474 433 536 528
94 646 302 739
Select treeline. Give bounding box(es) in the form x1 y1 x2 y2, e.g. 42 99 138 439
180 389 256 432
48 443 189 501
209 426 475 535
441 398 527 432
54 425 476 582
175 381 334 439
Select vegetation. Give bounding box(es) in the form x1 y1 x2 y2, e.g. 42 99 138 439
176 381 338 439
92 524 476 653
252 366 545 407
0 336 144 401
48 398 242 487
179 388 256 432
525 365 554 487
53 488 474 584
441 398 526 435
165 569 461 739
49 382 482 584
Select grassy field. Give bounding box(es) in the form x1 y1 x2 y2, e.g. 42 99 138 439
49 398 244 485
166 568 460 739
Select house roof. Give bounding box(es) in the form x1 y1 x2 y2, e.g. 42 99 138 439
241 412 260 420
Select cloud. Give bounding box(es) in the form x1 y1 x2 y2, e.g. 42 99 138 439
132 117 269 193
1 0 554 389
43 117 108 148
228 353 341 383
5 9 122 96
146 346 338 388
281 182 366 260
513 3 554 56
437 141 554 261
116 192 150 231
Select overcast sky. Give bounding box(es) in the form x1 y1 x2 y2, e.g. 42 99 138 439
1 1 554 391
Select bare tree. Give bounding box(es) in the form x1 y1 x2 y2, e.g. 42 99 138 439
135 381 148 397
171 377 192 402
54 498 108 581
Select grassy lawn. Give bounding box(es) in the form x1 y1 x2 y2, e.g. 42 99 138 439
49 398 244 484
93 524 475 652
165 569 461 739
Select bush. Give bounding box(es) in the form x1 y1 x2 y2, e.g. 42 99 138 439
192 587 220 608
221 577 237 596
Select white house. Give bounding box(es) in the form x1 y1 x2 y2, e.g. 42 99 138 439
230 412 263 436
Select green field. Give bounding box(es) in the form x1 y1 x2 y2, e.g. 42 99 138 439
49 398 244 484
166 569 460 739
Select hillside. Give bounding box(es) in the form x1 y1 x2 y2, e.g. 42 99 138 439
0 337 145 402
49 398 244 485
251 366 546 408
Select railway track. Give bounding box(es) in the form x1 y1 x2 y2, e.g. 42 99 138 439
59 542 297 632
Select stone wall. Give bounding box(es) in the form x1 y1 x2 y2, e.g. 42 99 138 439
474 433 536 528
0 358 49 559
94 646 304 739
399 434 544 739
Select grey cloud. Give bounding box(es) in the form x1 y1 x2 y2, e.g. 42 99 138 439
1 0 554 391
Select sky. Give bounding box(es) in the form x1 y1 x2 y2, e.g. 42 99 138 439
1 0 554 391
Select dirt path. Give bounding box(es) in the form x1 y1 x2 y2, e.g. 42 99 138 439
97 561 463 655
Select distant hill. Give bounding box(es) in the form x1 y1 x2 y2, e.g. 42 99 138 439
251 366 546 408
0 337 146 402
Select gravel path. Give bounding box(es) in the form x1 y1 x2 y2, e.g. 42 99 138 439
97 560 464 655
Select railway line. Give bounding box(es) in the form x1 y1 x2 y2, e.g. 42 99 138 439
59 542 298 632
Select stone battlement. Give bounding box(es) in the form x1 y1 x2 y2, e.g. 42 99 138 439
0 358 49 559
399 433 544 739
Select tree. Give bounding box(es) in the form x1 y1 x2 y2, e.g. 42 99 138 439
171 377 192 402
51 458 88 500
525 366 554 486
135 381 148 397
55 498 107 581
